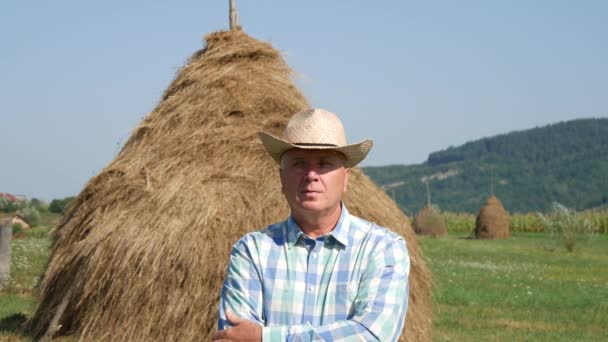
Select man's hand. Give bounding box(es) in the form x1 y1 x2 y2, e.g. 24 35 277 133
212 310 262 342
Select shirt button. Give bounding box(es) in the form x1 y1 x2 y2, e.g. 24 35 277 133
309 286 314 291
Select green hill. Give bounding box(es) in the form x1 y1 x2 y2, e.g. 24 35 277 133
363 118 608 214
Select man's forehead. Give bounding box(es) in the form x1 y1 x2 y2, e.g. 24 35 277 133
282 148 346 160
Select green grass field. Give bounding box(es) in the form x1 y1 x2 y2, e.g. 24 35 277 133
1 228 607 341
1 226 52 341
422 233 608 341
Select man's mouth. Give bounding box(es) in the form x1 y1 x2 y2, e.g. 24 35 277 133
301 189 319 194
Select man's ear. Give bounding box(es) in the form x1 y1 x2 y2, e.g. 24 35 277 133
279 167 286 194
343 168 350 192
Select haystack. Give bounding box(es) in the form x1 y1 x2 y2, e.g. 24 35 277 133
475 195 510 239
28 29 432 341
413 205 447 237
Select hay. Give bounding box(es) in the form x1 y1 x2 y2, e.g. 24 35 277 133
475 195 510 239
28 29 432 341
412 205 447 237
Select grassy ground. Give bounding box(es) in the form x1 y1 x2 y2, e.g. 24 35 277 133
1 226 52 341
422 232 608 341
1 226 606 341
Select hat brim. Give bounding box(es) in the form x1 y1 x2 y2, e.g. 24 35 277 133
258 132 373 168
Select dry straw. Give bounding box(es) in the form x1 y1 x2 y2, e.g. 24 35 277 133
413 205 447 237
28 29 432 341
475 195 510 239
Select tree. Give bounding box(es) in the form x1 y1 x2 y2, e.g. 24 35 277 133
49 197 75 214
0 197 17 213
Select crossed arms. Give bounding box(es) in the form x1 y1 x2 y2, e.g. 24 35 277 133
215 235 410 341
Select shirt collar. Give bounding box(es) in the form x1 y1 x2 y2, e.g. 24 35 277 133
286 203 351 249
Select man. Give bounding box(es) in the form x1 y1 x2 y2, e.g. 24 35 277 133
213 108 410 341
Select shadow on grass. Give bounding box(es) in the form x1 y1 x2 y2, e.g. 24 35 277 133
0 313 29 337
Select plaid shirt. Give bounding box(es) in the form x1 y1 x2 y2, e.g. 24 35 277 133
218 205 410 341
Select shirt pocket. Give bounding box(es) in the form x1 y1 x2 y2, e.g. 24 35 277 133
328 282 358 320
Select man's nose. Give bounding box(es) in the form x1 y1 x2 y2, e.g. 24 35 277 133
304 167 320 180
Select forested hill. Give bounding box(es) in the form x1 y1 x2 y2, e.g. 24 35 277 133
363 118 608 214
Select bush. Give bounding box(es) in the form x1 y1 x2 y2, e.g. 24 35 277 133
49 196 75 214
538 202 596 252
29 198 48 212
20 207 41 227
0 197 18 213
12 222 23 235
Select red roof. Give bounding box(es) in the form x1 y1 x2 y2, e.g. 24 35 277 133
0 193 18 202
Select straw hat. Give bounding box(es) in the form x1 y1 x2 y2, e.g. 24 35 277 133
258 108 373 168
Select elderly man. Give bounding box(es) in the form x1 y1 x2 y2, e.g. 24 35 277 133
213 109 410 341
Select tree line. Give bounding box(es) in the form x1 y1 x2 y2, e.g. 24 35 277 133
0 196 75 227
364 118 608 214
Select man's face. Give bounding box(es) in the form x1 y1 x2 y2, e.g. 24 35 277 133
280 149 350 215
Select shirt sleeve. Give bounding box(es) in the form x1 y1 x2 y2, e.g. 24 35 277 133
218 237 265 330
263 238 410 342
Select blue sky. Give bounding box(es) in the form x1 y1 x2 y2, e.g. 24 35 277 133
1 1 607 201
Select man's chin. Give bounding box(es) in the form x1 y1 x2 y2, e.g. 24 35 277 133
297 200 324 212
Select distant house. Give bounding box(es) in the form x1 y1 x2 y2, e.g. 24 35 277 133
14 195 27 202
12 214 30 230
0 193 26 203
0 193 18 202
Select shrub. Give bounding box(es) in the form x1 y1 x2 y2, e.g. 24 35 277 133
29 198 48 212
12 222 24 235
0 197 17 213
538 202 596 252
49 196 75 214
20 207 41 227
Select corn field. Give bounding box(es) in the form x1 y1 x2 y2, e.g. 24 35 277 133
440 210 608 234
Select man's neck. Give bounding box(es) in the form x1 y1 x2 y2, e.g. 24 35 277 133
292 204 342 239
